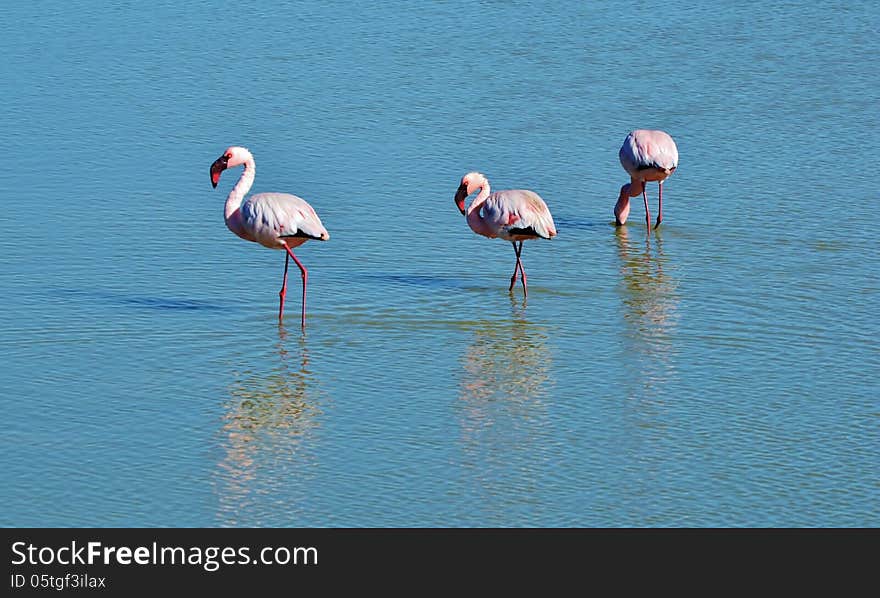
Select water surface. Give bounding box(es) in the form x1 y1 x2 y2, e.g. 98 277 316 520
1 1 877 526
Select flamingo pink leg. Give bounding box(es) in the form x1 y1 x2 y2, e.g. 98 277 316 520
282 245 308 328
642 185 651 231
655 183 663 229
508 242 520 291
279 251 290 320
509 241 527 296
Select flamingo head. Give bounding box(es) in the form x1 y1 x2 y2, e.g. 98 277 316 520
210 146 251 188
455 171 487 215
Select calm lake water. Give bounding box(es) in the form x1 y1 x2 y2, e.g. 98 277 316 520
2 1 877 527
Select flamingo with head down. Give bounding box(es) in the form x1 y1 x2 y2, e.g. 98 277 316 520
210 146 329 328
614 129 679 230
454 172 557 296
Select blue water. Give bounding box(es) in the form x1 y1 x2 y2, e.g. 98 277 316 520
1 1 877 527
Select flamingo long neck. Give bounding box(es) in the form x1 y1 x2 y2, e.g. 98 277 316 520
466 183 495 236
225 156 256 223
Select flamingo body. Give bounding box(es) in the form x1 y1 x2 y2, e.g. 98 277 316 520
474 190 557 241
237 192 329 248
454 172 556 296
615 129 678 229
211 146 328 327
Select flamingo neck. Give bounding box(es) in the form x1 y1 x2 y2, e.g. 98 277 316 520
466 184 495 237
466 183 490 216
225 157 256 223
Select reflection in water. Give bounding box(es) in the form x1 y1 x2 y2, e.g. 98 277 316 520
614 228 682 520
615 226 679 391
215 325 322 526
456 297 555 520
459 296 553 407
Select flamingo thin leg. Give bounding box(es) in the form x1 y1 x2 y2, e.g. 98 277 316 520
283 245 308 328
642 185 651 231
514 241 528 297
279 251 290 320
508 242 520 291
655 183 663 229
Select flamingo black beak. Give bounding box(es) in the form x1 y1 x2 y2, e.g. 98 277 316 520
210 155 229 188
454 183 468 215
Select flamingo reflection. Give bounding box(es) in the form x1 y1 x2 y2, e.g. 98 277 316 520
459 297 553 407
615 226 679 390
456 297 555 521
215 325 323 525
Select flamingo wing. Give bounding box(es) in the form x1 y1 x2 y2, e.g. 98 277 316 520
619 130 679 175
482 190 557 240
241 193 329 246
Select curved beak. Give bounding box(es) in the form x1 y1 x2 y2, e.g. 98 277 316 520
210 155 229 188
454 183 468 215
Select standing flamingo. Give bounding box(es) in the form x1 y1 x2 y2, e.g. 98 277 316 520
210 146 329 327
454 172 557 296
615 130 679 230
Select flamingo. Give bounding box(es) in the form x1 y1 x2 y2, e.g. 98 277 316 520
210 146 329 328
614 129 679 230
454 172 557 296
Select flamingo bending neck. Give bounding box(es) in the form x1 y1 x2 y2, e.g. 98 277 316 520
464 174 496 238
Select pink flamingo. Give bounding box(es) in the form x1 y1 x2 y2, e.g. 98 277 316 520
454 172 557 296
210 146 329 327
615 129 679 229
